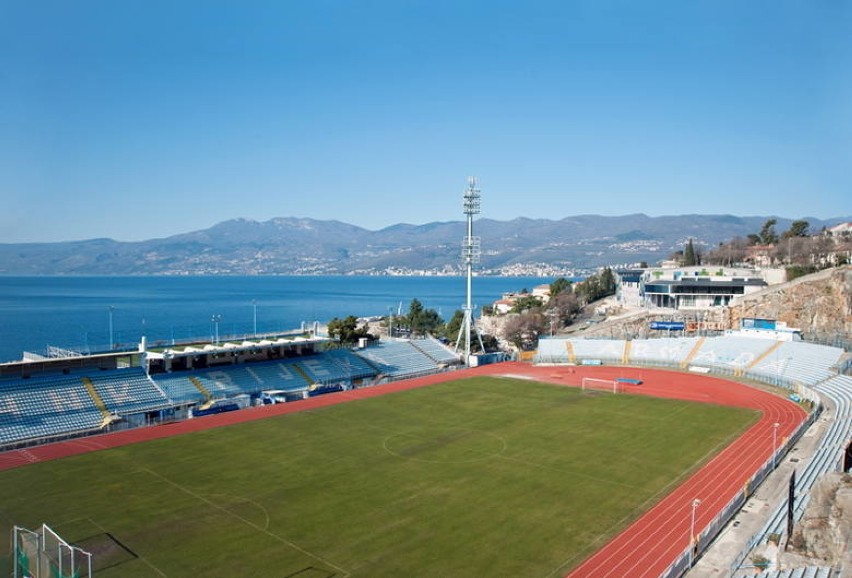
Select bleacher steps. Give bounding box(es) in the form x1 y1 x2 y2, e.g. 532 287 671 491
747 340 784 371
409 340 437 363
680 337 706 368
622 340 632 364
81 377 112 424
291 364 315 386
188 376 213 404
565 340 576 365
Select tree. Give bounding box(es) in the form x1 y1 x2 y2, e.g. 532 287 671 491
704 237 749 266
327 316 372 345
545 291 580 331
510 294 544 314
600 267 616 295
405 298 443 337
683 238 698 266
783 219 810 239
501 311 546 350
549 277 573 297
442 310 464 343
573 267 616 305
759 219 779 245
479 333 499 352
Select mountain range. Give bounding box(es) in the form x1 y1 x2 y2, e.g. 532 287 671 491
1 214 848 276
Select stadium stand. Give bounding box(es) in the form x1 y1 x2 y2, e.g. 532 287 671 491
152 351 379 406
298 349 377 384
688 336 782 372
88 368 172 414
409 337 461 365
0 374 104 446
355 340 445 377
241 359 312 392
748 342 845 386
535 338 571 364
569 338 626 364
151 373 209 405
622 337 699 366
752 567 834 578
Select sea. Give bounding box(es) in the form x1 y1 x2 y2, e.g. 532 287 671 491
0 275 556 364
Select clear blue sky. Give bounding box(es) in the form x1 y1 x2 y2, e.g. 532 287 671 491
1 0 849 242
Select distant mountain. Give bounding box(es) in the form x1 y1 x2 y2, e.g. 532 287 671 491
0 214 848 275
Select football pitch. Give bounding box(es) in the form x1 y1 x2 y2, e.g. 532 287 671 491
0 376 757 577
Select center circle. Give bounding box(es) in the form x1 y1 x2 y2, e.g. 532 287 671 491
384 428 507 463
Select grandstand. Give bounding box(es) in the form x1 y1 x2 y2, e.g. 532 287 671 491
0 373 105 446
0 337 461 450
356 338 459 378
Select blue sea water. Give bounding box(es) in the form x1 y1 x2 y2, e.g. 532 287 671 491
0 276 554 363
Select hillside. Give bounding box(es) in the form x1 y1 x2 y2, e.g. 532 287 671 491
0 214 848 275
561 266 851 345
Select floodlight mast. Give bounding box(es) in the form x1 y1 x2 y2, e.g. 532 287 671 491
456 176 486 365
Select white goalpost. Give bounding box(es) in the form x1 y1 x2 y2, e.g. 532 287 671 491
13 524 93 578
580 377 620 394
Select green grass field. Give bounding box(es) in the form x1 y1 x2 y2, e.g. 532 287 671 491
0 377 757 577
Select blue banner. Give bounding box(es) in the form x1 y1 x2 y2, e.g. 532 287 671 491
650 321 685 331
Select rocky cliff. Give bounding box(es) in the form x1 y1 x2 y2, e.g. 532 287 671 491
728 266 852 342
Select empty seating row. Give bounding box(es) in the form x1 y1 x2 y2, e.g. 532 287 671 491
570 339 626 362
356 340 442 377
88 368 172 414
688 336 779 370
409 337 461 365
753 566 834 578
150 373 208 405
0 409 104 446
749 342 845 386
0 374 105 446
628 337 699 364
534 338 571 363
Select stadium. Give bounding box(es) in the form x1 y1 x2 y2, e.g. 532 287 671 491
1 184 850 578
1 326 850 578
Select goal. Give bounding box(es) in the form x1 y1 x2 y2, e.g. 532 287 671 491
13 524 92 578
581 377 620 394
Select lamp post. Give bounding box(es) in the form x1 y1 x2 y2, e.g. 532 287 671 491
773 422 780 469
252 299 257 337
212 315 221 345
689 498 701 566
108 305 115 350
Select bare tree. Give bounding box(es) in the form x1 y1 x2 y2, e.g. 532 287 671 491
501 312 546 350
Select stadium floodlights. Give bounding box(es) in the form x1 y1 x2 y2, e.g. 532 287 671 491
13 524 92 578
580 377 621 394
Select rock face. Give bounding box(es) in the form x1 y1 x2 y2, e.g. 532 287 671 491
727 266 852 342
784 473 852 569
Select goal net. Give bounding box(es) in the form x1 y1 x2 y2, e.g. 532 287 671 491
13 524 92 578
581 377 620 394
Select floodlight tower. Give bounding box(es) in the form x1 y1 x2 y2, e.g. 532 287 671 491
456 177 485 364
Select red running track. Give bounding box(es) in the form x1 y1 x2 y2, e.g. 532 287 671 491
0 362 806 578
